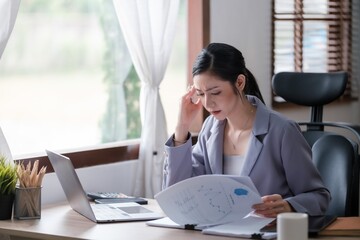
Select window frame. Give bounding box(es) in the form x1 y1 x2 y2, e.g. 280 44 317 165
271 0 356 106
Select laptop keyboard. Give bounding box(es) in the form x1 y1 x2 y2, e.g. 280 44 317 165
92 204 129 220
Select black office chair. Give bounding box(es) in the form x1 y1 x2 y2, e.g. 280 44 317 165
272 71 360 216
312 135 356 217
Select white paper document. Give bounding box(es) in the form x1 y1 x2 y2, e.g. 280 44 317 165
202 213 277 239
149 175 276 238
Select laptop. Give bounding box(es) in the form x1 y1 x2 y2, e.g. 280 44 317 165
46 149 163 223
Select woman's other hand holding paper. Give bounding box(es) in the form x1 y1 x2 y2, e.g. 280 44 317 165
252 194 293 218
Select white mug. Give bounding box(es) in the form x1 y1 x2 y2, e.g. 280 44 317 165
277 212 308 240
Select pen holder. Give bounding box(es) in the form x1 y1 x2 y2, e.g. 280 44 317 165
14 186 42 219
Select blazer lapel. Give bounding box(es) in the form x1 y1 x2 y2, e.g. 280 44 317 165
206 120 225 174
241 96 270 176
241 135 264 176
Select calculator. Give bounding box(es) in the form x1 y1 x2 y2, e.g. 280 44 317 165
95 197 148 205
86 192 129 200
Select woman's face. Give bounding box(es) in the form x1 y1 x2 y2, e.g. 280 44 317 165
193 72 241 120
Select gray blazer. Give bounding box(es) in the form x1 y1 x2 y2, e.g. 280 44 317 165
163 96 330 216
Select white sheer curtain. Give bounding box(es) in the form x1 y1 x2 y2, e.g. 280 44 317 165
112 0 180 198
0 0 20 59
99 0 132 142
0 0 20 167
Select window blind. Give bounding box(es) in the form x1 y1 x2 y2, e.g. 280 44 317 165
272 0 357 102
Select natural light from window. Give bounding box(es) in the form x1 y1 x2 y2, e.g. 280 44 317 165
0 0 186 157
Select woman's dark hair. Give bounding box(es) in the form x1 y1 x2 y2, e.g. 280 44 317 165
192 42 265 104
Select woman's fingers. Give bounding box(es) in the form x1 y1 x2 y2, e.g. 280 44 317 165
181 85 201 109
176 85 202 130
252 194 292 217
184 85 197 102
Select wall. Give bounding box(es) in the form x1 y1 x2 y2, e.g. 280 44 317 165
210 0 360 125
42 160 137 205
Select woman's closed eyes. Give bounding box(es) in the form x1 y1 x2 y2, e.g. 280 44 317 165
196 91 221 96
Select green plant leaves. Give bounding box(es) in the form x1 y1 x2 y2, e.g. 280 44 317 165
0 156 18 195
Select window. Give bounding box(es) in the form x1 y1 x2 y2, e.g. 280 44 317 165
0 0 187 157
272 0 357 103
160 0 187 136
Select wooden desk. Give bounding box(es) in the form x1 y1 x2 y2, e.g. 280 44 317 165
0 200 357 240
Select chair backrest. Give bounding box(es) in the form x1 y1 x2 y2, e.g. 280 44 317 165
272 71 348 123
312 135 358 216
272 71 360 216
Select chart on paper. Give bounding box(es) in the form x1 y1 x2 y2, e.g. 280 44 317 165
155 175 263 226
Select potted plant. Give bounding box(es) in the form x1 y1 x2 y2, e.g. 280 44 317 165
0 155 18 220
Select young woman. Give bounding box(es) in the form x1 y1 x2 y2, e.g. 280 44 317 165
162 43 330 217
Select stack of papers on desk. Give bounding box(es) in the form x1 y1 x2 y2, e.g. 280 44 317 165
147 175 276 239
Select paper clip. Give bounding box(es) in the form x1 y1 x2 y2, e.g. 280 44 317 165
251 233 264 239
184 224 197 230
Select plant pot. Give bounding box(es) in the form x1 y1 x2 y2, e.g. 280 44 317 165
0 193 15 220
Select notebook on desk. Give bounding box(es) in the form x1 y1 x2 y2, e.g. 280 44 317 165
46 149 162 223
